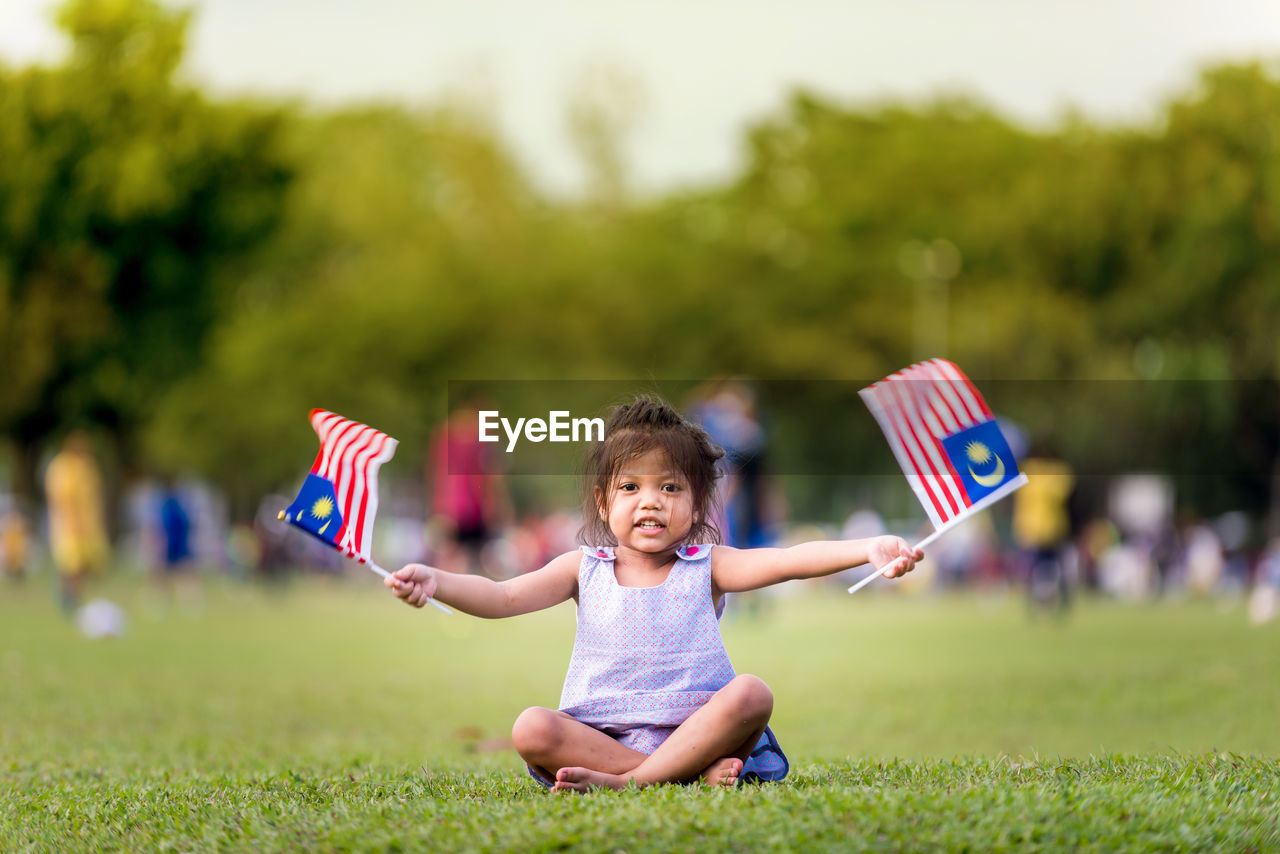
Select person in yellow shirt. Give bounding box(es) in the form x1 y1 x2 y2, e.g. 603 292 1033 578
45 432 110 613
2 505 31 581
1012 452 1075 613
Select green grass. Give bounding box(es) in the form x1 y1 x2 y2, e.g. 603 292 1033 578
3 574 1278 851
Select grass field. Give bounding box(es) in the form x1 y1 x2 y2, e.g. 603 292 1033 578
3 573 1278 851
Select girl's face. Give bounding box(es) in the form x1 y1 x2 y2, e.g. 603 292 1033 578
599 448 694 556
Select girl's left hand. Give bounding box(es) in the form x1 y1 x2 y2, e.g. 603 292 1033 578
869 535 923 578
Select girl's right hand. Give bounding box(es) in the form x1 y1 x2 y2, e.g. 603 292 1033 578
386 563 438 608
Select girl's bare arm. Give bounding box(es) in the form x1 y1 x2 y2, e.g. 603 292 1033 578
710 537 921 596
387 550 580 617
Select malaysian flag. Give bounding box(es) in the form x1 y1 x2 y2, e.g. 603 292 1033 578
860 358 1028 537
281 409 398 564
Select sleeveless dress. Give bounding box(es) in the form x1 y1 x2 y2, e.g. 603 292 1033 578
528 543 789 786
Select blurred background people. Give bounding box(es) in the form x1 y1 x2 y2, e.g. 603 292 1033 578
688 379 783 549
147 476 204 612
1178 513 1225 596
44 431 110 614
1012 449 1076 614
1247 536 1280 624
1 500 32 583
688 379 788 618
159 478 193 572
427 400 513 578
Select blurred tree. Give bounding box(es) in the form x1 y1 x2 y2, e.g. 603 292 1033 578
1116 62 1280 517
144 103 572 513
0 0 291 508
989 61 1280 517
564 63 647 209
719 70 1279 520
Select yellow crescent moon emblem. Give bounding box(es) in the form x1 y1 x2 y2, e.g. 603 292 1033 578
969 457 1005 487
965 441 1006 487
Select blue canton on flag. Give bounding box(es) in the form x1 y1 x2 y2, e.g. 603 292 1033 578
939 419 1019 505
284 473 344 549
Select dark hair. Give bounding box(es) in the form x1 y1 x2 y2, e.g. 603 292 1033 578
578 396 724 547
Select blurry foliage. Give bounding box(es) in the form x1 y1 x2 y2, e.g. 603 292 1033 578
1 0 1277 524
0 0 291 502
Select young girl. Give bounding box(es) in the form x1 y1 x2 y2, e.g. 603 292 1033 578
388 397 921 792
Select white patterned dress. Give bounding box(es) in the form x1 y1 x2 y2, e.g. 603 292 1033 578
528 543 789 786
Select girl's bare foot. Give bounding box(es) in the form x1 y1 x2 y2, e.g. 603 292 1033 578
701 757 743 788
550 757 745 792
551 766 629 793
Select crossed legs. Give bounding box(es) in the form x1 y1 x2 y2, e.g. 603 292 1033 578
511 674 773 792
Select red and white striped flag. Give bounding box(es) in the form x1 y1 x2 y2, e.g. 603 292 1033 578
860 358 1027 534
280 409 451 614
282 409 398 564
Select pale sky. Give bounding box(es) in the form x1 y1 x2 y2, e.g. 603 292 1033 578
3 1 1278 196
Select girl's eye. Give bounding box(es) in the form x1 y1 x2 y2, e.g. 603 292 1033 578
618 483 637 492
662 483 681 493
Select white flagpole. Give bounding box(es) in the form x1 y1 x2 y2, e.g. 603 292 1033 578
847 473 1029 596
367 561 452 614
278 508 452 613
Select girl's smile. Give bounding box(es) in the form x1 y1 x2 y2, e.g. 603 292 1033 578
635 516 666 534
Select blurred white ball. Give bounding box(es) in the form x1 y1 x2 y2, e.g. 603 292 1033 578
77 598 127 639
